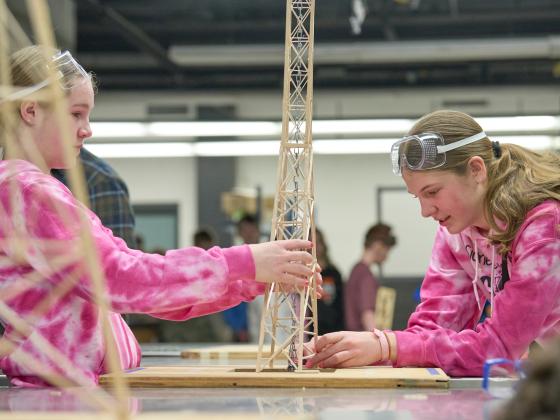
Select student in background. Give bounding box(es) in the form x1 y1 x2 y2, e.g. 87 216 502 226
52 148 136 248
307 110 560 376
0 45 319 387
344 223 396 331
315 228 345 334
223 214 263 342
193 227 217 251
161 227 227 343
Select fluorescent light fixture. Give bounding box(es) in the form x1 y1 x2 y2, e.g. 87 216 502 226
478 116 560 133
313 119 414 135
91 122 148 137
499 135 553 150
314 139 394 154
194 140 279 156
90 116 560 140
85 136 556 159
85 142 194 158
148 121 282 137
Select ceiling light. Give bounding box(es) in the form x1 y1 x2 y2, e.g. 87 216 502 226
90 116 560 140
84 136 555 159
85 142 194 158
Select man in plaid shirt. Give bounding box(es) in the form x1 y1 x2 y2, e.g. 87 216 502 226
52 148 137 249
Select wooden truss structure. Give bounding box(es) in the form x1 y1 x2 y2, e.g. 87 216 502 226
256 0 318 372
0 1 130 418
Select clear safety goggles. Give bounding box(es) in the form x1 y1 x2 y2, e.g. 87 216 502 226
391 131 487 176
0 50 88 104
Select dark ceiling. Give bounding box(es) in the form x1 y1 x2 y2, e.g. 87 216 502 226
72 0 560 90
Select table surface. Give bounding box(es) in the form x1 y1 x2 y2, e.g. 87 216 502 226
0 343 514 419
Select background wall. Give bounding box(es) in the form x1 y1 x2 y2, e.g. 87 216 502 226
104 152 435 280
106 157 197 253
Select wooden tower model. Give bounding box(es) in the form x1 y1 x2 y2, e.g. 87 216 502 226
256 0 318 373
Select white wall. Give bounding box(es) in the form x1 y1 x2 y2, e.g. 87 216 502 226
236 154 436 279
105 153 435 279
104 157 197 249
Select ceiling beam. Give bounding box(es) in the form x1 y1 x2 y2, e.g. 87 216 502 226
83 0 184 85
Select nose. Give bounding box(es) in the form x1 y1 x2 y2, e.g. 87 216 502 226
79 122 92 139
419 198 435 218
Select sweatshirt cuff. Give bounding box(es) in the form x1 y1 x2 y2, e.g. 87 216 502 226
222 244 256 282
393 330 426 367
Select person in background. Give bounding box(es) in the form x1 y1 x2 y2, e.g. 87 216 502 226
315 228 345 334
161 227 227 343
193 227 217 251
344 223 396 332
307 110 560 376
222 214 262 342
52 148 136 248
0 45 320 387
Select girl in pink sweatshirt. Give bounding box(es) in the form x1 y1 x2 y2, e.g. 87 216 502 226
0 46 318 387
307 110 560 376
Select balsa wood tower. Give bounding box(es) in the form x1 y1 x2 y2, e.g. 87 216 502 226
0 1 130 418
256 0 318 373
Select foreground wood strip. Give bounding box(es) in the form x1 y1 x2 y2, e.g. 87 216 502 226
100 366 449 389
0 413 311 420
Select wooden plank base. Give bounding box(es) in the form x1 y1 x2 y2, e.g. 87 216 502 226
100 365 449 389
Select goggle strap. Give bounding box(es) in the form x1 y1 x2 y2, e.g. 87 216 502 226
437 131 487 153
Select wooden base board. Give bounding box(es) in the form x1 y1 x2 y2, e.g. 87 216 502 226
180 344 272 360
100 365 449 389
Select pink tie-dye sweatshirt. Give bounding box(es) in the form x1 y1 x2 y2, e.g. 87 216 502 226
0 160 264 387
394 199 560 376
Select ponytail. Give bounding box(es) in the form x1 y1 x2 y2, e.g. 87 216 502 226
485 143 560 253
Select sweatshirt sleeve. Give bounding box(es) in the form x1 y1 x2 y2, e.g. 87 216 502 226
394 214 560 377
21 178 264 321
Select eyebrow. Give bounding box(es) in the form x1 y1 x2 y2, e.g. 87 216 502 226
408 183 439 195
71 103 93 109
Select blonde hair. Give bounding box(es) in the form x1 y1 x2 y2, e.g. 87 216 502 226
408 110 560 253
0 45 95 152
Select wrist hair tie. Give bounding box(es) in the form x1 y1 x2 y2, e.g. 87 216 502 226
491 141 502 159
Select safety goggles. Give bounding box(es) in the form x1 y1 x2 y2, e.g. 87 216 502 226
391 131 487 175
0 50 88 104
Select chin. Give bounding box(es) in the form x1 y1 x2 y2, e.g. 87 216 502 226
446 224 469 235
51 159 77 170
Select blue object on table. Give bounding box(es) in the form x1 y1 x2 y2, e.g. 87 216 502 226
482 357 526 398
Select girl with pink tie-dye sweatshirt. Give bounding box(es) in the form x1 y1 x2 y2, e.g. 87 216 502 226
308 110 560 376
0 46 318 387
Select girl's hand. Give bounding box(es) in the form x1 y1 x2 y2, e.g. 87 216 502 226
250 240 317 287
304 331 381 368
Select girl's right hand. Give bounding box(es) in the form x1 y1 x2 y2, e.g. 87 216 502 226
249 240 317 287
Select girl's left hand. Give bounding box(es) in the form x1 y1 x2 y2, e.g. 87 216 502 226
305 331 381 368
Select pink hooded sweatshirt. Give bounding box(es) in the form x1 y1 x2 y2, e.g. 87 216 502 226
394 199 560 376
0 160 264 387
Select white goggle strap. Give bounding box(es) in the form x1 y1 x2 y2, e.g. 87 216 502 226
437 131 487 153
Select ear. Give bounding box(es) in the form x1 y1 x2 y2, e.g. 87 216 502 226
19 101 39 126
467 156 487 183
